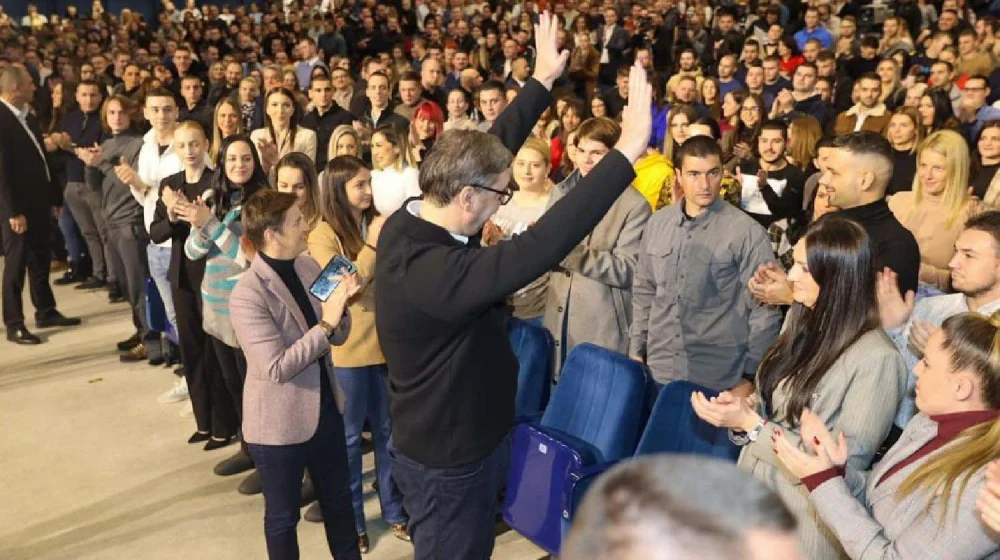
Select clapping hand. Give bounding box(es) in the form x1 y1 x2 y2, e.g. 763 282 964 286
173 198 213 228
876 267 915 330
691 390 760 432
613 62 653 164
748 262 793 306
255 136 279 171
908 319 939 358
481 219 504 246
75 144 104 167
773 408 849 479
978 460 1000 533
114 161 143 191
531 11 571 90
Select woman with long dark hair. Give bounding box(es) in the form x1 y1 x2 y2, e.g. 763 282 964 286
917 89 960 136
692 217 908 560
722 93 765 171
305 156 409 551
274 152 321 229
971 119 1000 199
250 86 317 174
777 34 805 78
178 133 270 491
774 311 1000 559
210 96 244 163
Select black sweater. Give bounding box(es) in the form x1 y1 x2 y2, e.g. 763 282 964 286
375 79 638 467
837 199 920 296
149 169 214 292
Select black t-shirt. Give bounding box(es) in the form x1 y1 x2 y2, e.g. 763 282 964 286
887 148 917 196
738 159 807 228
971 163 999 198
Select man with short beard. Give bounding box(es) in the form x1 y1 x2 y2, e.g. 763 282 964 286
832 73 890 136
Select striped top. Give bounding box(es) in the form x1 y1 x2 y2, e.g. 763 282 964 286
184 200 248 348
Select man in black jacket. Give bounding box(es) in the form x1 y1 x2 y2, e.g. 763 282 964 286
300 74 353 172
374 14 653 559
0 64 80 345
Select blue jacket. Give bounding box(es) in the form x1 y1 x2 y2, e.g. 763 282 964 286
793 26 833 50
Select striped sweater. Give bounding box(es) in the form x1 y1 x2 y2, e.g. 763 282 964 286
184 203 248 348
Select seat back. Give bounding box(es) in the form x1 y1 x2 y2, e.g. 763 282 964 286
541 343 646 463
508 318 554 417
636 380 741 461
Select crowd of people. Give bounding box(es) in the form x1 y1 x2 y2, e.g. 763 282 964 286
2 0 1000 558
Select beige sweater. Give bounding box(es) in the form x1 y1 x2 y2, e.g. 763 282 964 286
888 191 972 291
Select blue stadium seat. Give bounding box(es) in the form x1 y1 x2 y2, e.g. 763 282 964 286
507 317 554 418
636 380 742 459
503 343 647 556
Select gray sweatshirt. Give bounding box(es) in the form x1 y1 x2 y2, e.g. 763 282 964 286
84 130 144 228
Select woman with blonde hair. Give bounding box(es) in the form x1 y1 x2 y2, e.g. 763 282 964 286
774 310 1000 560
787 115 822 172
369 124 420 215
210 97 244 162
327 124 361 161
889 129 975 293
885 107 925 195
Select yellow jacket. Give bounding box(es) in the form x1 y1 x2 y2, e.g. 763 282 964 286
633 151 674 211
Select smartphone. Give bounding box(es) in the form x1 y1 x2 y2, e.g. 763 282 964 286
309 255 357 302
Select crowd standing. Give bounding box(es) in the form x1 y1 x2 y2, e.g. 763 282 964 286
2 0 1000 558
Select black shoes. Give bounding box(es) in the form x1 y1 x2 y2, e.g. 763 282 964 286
117 333 142 352
238 470 263 495
35 312 82 329
304 502 324 523
188 431 211 444
204 435 236 452
108 284 127 303
214 449 255 476
7 327 41 345
75 277 106 290
358 532 370 553
53 267 85 286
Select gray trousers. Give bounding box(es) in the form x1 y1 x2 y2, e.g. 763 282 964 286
64 181 112 283
105 220 150 336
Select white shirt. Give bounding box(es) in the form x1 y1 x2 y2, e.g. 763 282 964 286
406 200 468 244
136 129 184 247
739 171 788 216
1 97 49 181
600 25 615 64
373 166 422 216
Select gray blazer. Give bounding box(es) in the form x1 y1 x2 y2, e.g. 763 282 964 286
810 413 1000 560
541 170 651 375
230 254 350 446
738 329 909 560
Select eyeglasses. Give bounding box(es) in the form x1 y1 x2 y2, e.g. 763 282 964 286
741 106 760 112
472 182 517 205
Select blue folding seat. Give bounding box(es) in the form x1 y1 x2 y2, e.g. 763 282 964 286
507 317 554 418
502 343 646 555
634 380 742 459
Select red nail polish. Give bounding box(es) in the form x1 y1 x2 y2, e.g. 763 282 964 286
813 437 820 446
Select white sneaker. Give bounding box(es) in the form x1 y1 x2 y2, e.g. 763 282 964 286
158 377 190 404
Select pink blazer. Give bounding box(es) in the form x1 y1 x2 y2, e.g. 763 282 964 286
230 254 349 446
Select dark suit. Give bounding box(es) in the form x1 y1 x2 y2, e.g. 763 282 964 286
596 24 629 86
0 101 61 329
149 170 237 439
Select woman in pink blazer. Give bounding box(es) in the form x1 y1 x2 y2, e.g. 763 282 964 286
229 189 362 560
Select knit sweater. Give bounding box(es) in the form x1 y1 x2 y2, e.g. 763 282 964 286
84 130 145 227
184 196 248 348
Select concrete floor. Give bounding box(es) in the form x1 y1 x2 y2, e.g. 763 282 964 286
0 277 547 560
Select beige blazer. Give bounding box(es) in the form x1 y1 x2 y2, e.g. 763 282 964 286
810 413 1000 560
230 254 350 446
739 329 909 560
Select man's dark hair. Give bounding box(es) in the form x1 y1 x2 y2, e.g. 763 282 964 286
861 35 879 49
478 79 505 96
760 119 787 140
675 135 723 170
967 74 990 89
145 87 177 104
830 131 894 190
964 210 1000 254
816 135 835 151
795 61 818 75
399 70 421 85
367 70 390 84
744 38 761 50
616 65 631 77
858 71 881 84
932 60 955 73
816 49 836 63
243 190 299 250
691 116 721 140
76 79 103 93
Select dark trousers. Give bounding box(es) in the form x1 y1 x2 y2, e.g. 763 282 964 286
248 403 361 560
2 211 56 329
177 288 237 438
388 436 511 560
211 336 246 425
105 220 149 335
64 181 109 281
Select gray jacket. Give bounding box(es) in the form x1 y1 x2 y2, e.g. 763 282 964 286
542 170 651 376
84 131 144 228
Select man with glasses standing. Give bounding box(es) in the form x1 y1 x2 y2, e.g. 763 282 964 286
957 74 1000 142
375 14 653 559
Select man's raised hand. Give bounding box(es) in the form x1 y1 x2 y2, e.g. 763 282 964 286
531 11 570 91
614 62 653 164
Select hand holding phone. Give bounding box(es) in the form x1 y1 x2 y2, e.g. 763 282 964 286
309 255 359 301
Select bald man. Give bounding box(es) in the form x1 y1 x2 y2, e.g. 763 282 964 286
0 65 80 344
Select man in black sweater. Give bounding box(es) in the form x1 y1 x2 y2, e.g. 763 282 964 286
374 14 653 559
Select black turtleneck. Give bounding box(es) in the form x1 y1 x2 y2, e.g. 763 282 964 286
972 163 1000 198
887 148 917 196
835 199 920 295
258 251 335 407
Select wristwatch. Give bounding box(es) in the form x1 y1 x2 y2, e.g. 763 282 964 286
728 418 767 447
318 319 338 341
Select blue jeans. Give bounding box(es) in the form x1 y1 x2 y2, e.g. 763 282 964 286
58 203 84 263
147 244 176 332
388 436 511 560
334 364 406 533
248 403 360 560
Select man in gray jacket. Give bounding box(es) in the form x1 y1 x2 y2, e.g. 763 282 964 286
630 136 781 399
543 117 651 376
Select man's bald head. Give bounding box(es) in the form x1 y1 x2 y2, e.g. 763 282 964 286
0 63 34 105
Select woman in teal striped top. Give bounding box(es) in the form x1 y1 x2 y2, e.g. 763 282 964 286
175 133 270 492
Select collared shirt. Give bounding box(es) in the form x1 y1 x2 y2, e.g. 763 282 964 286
846 103 887 132
889 292 1000 426
406 200 467 244
600 25 615 64
0 97 49 181
136 128 185 247
629 198 783 390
